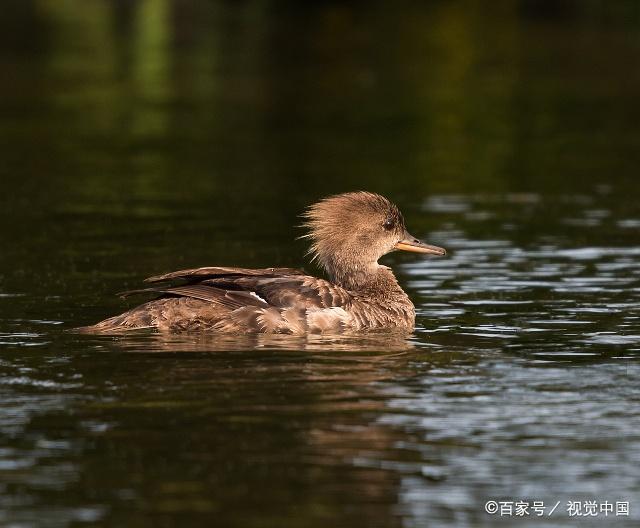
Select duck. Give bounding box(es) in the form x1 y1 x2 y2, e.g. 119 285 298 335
78 192 445 334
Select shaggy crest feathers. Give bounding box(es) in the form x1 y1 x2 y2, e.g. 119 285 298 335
300 191 407 288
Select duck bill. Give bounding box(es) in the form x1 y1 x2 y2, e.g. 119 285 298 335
394 235 446 255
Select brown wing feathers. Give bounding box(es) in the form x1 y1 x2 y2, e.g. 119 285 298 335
160 285 270 309
119 266 353 315
144 266 306 283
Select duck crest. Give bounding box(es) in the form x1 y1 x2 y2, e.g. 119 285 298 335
301 191 406 290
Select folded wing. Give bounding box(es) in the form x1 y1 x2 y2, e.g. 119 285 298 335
121 266 353 315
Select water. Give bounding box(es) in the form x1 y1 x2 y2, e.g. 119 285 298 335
1 1 640 527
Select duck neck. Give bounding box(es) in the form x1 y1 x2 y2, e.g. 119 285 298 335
326 258 407 298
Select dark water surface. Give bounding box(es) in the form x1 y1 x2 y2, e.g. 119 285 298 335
1 1 640 527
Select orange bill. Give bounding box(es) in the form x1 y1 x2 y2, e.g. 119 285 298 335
394 236 446 255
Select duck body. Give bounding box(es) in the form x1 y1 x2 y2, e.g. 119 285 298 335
79 192 445 334
82 265 415 334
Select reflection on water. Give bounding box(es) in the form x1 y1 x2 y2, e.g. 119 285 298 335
1 1 640 527
412 193 640 362
102 331 416 354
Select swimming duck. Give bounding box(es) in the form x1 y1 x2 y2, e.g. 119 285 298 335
79 192 445 334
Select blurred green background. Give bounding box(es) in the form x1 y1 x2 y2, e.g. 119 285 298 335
2 0 639 300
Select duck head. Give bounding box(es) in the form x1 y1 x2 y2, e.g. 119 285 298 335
302 191 445 289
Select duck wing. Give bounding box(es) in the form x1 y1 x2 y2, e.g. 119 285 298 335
121 267 353 312
144 266 306 283
93 267 357 334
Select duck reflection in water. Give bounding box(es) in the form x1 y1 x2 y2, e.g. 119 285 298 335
78 192 445 334
93 330 418 353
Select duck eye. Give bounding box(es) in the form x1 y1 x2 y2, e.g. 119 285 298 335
382 218 395 230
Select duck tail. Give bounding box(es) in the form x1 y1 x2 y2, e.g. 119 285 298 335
71 310 154 334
